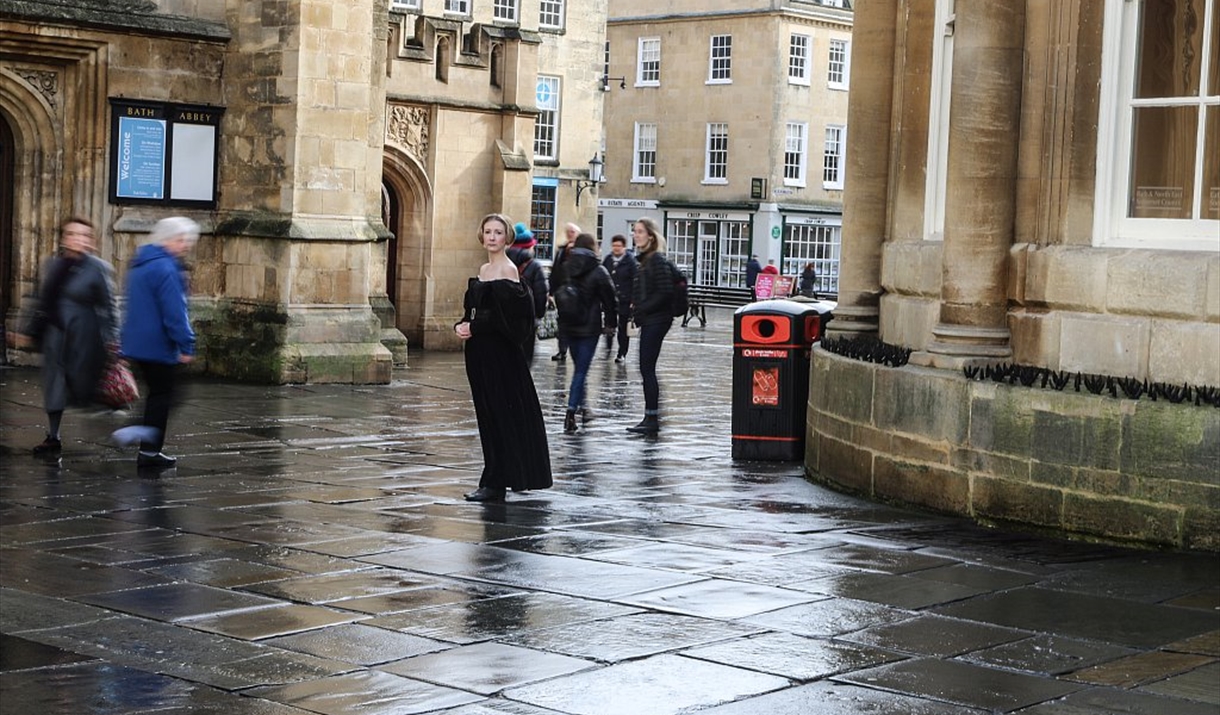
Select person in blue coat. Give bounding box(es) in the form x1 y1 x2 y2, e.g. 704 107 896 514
119 216 199 469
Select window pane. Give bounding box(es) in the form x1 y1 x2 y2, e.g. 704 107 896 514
1135 0 1204 98
1128 105 1198 218
540 0 563 27
531 185 557 261
1210 0 1219 95
1203 106 1219 219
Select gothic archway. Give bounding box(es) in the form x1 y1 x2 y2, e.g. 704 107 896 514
382 144 433 344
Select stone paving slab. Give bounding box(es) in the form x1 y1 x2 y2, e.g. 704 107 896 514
3 319 1219 714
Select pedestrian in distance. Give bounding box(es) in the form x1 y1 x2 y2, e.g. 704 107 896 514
745 254 762 301
454 213 552 502
15 216 118 455
508 222 549 362
762 258 779 275
548 222 581 362
602 234 638 363
118 216 199 470
800 261 818 298
556 232 617 434
626 217 675 435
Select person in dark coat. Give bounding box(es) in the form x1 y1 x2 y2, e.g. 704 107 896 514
508 222 548 361
559 233 617 434
746 254 762 301
120 216 199 470
548 222 580 361
799 262 818 298
454 213 552 502
627 217 675 435
18 216 118 455
602 234 638 363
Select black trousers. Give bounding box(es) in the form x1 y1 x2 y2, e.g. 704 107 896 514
134 360 177 452
604 312 632 357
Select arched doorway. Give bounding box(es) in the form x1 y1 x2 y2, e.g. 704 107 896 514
382 148 432 345
0 114 12 362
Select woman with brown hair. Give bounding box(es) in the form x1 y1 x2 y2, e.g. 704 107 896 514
626 217 675 435
454 213 552 501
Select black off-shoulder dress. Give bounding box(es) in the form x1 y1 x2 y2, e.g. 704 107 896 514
461 278 553 492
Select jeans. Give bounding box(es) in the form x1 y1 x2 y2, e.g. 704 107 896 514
637 321 670 412
134 360 177 452
604 311 631 357
566 335 599 411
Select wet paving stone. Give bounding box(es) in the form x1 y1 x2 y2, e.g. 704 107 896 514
581 541 766 572
679 631 906 681
454 550 704 600
0 662 215 715
241 567 440 604
619 578 819 619
1134 660 1220 704
185 603 367 640
503 611 763 662
503 653 789 715
147 557 302 587
0 587 121 633
491 530 647 557
379 641 596 694
361 542 520 576
837 657 1084 711
369 592 641 645
696 679 988 714
963 634 1139 675
1016 685 1220 714
332 582 521 616
934 587 1220 649
1167 629 1220 656
794 569 989 608
0 632 96 670
265 623 450 666
1 549 174 597
740 596 913 637
1066 649 1216 688
844 612 1027 657
249 669 483 714
80 582 281 622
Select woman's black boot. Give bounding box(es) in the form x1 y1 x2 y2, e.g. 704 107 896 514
626 414 659 434
564 410 578 434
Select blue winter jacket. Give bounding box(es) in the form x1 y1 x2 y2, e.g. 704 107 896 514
120 243 195 364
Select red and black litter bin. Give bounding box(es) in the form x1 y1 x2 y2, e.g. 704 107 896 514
732 299 832 460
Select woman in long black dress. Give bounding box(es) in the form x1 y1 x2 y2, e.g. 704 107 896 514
454 213 552 502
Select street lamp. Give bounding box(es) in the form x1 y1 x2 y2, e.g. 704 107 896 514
575 153 605 206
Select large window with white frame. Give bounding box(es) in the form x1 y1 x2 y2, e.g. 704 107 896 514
533 75 561 160
705 123 729 183
390 0 421 10
637 37 661 86
789 33 811 85
783 219 841 296
708 35 732 83
539 0 564 28
633 122 657 182
531 182 557 261
828 38 850 90
784 122 808 186
1096 0 1218 250
444 0 470 14
493 0 518 22
823 125 845 189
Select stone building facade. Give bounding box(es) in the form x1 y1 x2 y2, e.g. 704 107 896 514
599 0 851 295
810 0 1220 550
1 0 607 375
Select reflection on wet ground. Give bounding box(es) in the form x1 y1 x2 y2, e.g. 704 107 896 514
2 314 1218 714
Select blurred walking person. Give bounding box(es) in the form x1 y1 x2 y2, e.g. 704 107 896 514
508 222 548 362
626 217 675 435
548 222 580 362
454 213 552 502
555 232 616 434
120 217 199 469
602 234 637 363
16 217 118 455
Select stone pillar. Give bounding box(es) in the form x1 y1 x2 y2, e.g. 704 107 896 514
826 0 898 338
207 0 402 383
919 2 1025 363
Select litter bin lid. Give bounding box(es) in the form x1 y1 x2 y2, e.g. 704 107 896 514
735 298 834 317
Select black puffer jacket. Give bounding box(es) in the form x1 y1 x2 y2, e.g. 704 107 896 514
508 246 548 319
557 247 617 338
630 251 674 327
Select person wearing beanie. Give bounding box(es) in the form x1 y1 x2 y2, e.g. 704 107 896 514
508 222 548 361
548 223 581 361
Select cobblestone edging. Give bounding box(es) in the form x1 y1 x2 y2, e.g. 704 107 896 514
805 348 1220 551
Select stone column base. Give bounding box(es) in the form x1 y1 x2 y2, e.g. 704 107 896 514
824 304 880 338
912 322 1012 367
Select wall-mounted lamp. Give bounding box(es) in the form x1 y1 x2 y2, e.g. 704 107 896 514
575 153 605 206
600 75 627 91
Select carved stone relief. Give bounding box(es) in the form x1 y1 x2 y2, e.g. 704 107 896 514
12 68 59 109
386 104 429 165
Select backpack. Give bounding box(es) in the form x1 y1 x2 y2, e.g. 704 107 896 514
553 276 590 323
667 258 689 317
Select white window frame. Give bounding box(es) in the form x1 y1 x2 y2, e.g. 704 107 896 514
444 0 471 15
539 0 564 29
533 75 561 161
923 0 954 241
708 35 733 84
633 122 658 183
827 38 850 90
789 33 811 86
784 122 808 187
492 0 518 22
823 124 845 189
1094 0 1219 251
704 122 729 184
637 37 661 87
390 0 421 10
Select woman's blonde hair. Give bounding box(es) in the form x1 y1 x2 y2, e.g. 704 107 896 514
635 216 666 255
478 213 513 244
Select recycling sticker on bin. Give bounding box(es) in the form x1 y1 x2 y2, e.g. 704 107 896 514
752 367 780 406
